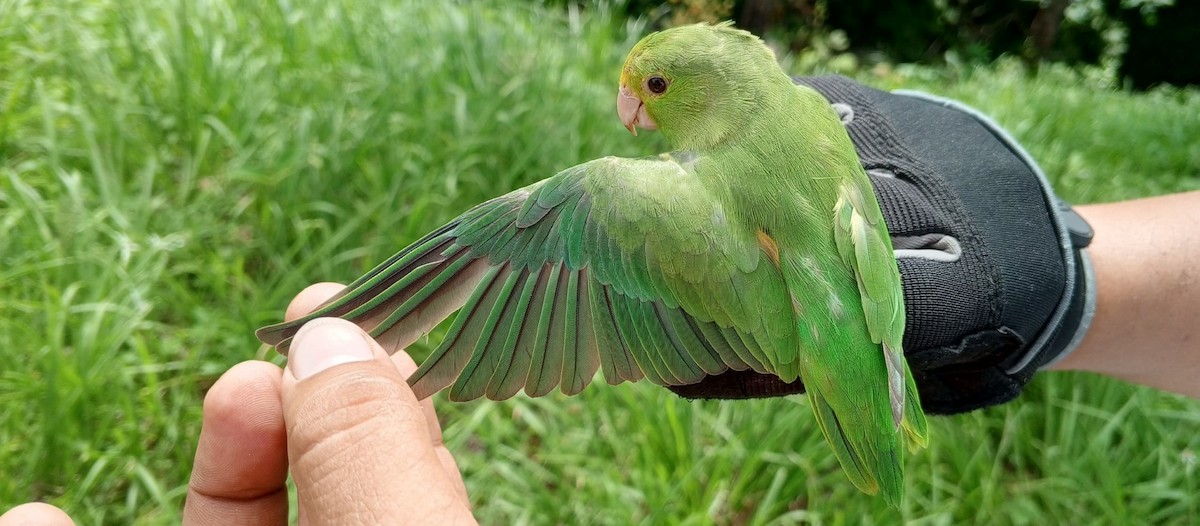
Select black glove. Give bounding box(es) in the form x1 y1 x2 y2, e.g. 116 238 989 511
668 76 1095 415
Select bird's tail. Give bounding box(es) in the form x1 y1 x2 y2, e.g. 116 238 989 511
900 363 929 452
807 383 906 509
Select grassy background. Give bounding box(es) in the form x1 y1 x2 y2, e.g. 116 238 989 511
2 0 1199 524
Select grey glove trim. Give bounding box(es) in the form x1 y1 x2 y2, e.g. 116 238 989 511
871 165 964 263
893 89 1095 374
893 234 962 262
1040 251 1097 369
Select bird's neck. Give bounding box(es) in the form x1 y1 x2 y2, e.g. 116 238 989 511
690 85 845 236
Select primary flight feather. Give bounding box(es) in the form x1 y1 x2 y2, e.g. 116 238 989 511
257 22 928 506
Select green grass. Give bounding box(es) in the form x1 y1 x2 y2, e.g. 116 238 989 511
2 0 1198 524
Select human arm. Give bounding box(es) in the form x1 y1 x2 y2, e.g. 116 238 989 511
1051 193 1200 398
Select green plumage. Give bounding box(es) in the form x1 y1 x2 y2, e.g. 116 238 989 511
257 22 928 507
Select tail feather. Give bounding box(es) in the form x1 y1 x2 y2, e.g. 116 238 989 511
808 388 877 494
900 364 929 452
884 342 905 431
808 385 905 508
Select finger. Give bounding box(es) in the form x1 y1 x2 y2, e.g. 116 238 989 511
285 281 439 442
183 361 288 526
436 445 471 502
0 503 75 526
281 319 475 524
288 283 470 502
285 282 347 322
388 351 445 446
387 351 469 501
287 281 466 493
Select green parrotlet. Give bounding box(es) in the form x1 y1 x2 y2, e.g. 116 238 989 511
258 22 928 506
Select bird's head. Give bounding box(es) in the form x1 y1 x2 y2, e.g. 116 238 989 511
617 22 785 151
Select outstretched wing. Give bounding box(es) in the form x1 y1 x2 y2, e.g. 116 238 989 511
832 176 908 428
257 155 795 401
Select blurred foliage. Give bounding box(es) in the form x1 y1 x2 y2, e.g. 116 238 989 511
1113 0 1200 89
616 0 1197 88
664 0 737 25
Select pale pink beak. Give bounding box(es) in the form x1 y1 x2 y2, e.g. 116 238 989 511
617 85 656 136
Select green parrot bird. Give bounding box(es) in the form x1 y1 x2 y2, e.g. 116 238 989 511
257 22 928 506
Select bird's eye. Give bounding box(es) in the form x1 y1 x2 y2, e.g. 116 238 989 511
647 76 668 94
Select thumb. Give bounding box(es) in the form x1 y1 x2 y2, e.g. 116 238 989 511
281 318 475 525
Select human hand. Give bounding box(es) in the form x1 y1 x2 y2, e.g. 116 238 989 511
669 76 1094 415
1 283 476 525
187 282 475 524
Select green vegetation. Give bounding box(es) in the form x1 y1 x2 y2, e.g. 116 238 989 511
2 0 1198 524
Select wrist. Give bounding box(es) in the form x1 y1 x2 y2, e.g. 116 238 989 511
1047 195 1200 398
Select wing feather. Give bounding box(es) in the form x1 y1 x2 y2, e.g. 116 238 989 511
409 264 506 399
563 269 601 395
592 281 643 384
485 267 539 399
258 155 793 400
487 267 548 398
614 295 669 385
659 303 725 375
525 263 566 397
833 178 908 429
448 264 523 401
645 299 704 383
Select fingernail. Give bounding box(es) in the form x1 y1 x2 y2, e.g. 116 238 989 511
289 319 374 380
